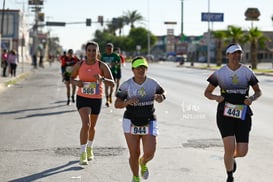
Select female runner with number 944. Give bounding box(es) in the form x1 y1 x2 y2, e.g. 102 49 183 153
115 56 166 182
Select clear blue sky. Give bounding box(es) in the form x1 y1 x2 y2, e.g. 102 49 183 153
5 0 273 51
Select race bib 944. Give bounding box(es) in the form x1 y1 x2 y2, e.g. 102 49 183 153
130 125 149 135
223 102 247 120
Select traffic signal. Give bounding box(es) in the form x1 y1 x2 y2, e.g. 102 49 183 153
86 18 91 26
38 12 44 22
98 16 103 26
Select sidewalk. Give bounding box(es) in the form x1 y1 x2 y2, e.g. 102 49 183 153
0 62 35 93
184 61 273 76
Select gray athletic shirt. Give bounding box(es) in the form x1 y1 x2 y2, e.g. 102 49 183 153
116 77 164 119
207 64 259 104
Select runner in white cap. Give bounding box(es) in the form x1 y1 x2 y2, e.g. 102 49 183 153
204 43 262 182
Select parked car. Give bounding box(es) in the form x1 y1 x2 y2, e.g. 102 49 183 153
176 55 185 65
198 56 207 62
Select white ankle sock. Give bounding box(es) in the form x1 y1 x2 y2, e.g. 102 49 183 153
87 140 93 148
80 144 87 153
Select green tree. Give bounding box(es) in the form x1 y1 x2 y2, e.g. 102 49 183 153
127 27 156 53
244 27 268 69
226 25 245 44
213 30 227 66
124 10 144 29
106 19 119 36
116 17 124 36
107 17 125 36
93 30 116 48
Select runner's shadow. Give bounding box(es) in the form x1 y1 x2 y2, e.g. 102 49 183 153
8 160 83 182
0 104 66 115
15 109 77 119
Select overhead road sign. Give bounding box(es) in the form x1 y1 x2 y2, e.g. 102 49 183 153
28 0 43 5
201 12 224 22
164 21 177 25
46 21 66 26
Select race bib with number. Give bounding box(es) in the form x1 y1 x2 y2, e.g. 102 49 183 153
81 82 98 95
65 66 73 73
130 124 150 135
223 102 247 120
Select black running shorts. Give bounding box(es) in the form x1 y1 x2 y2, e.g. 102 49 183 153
216 111 252 143
76 95 102 115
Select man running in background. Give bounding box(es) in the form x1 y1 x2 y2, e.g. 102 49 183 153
101 43 121 107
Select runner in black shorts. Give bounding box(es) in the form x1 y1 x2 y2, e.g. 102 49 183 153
217 102 252 142
204 43 262 182
76 95 102 115
70 41 114 165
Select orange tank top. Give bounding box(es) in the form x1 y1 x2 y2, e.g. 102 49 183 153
77 61 103 99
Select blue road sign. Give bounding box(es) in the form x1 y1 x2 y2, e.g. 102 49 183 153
201 12 224 22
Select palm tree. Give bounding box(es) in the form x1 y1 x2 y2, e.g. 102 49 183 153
116 17 124 36
107 17 125 36
107 18 119 36
124 10 144 29
244 27 268 69
226 25 245 44
213 30 227 66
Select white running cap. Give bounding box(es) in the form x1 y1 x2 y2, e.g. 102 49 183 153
226 44 243 54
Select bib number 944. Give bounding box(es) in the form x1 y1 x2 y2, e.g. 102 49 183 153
130 125 149 135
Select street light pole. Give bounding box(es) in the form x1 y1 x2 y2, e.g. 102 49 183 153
1 0 5 35
207 0 211 67
1 0 6 58
181 0 184 39
147 0 151 56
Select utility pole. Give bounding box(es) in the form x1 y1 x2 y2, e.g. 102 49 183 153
147 0 150 56
1 0 5 35
29 0 44 68
181 0 184 41
207 0 211 67
1 0 6 58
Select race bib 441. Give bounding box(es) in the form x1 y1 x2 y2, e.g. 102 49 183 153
223 102 247 120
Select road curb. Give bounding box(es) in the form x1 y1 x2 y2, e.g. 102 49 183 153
0 71 33 94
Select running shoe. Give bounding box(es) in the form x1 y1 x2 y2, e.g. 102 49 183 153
87 147 94 160
139 158 149 179
132 176 140 182
79 152 88 165
233 159 237 173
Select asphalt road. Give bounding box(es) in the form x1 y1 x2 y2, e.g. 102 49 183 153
0 61 272 182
